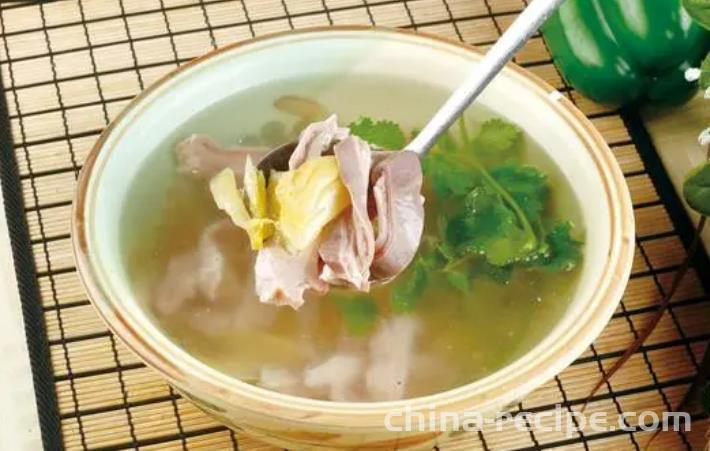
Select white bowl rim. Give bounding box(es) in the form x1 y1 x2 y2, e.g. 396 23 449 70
72 25 635 428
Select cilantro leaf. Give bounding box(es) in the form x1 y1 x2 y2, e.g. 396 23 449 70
447 186 536 266
470 118 523 168
434 130 460 154
390 256 429 313
432 136 540 262
536 221 583 272
436 241 458 264
491 165 549 223
474 261 513 284
423 132 482 198
445 268 470 294
424 152 479 198
333 295 379 336
349 117 406 150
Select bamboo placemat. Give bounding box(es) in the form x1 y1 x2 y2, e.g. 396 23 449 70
1 0 709 450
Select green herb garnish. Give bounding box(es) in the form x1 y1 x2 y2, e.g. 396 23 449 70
470 118 524 167
391 256 429 313
423 149 481 198
333 294 379 336
490 165 549 222
349 117 406 150
446 185 533 266
390 117 582 310
532 221 584 272
444 268 470 294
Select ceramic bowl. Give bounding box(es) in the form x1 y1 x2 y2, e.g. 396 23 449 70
72 26 635 449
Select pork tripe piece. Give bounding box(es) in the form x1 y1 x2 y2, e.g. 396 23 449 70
154 221 227 315
366 316 421 401
176 134 267 179
370 152 425 280
303 354 363 401
288 114 349 170
319 136 375 291
154 222 275 333
195 222 226 301
254 243 328 309
154 252 196 316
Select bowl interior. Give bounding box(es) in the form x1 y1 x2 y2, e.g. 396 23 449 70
80 28 624 411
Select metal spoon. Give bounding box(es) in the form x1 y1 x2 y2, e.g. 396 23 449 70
258 0 566 172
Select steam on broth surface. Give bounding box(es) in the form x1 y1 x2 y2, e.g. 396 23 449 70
122 75 583 401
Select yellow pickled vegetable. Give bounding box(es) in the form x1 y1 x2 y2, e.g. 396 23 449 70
210 156 349 252
246 218 274 250
266 171 283 219
209 168 251 229
243 156 268 218
274 156 350 251
209 167 273 249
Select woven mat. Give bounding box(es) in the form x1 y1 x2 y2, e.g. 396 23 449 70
1 1 709 450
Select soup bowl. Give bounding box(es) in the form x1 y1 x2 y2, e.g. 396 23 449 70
73 27 635 449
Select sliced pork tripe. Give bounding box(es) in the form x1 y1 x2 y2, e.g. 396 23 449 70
288 114 349 169
303 354 364 401
176 134 267 179
366 316 421 401
370 151 425 280
154 221 228 316
254 243 328 309
153 221 279 335
319 136 376 291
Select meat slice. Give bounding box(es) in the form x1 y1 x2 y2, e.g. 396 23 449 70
254 243 328 309
195 222 226 301
303 354 363 401
366 316 421 401
370 151 425 280
318 136 375 291
154 252 196 316
154 221 227 315
288 114 349 170
176 134 267 179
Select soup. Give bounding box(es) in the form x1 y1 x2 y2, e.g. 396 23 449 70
122 75 583 401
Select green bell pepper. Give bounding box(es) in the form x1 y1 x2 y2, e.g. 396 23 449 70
541 0 710 107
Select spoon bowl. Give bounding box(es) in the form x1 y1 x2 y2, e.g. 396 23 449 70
256 141 297 172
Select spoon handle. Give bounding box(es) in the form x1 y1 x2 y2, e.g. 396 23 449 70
406 0 566 156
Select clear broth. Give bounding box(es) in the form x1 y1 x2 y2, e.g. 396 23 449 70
121 75 583 400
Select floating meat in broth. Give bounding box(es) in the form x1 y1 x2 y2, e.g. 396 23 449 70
176 134 267 178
